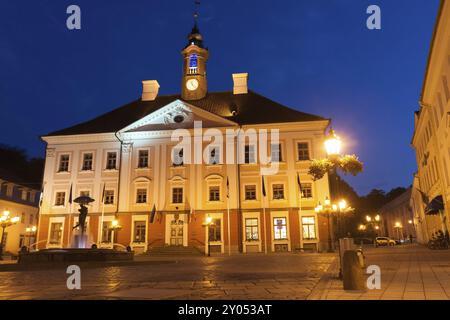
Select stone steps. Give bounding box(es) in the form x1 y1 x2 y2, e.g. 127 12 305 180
147 246 203 256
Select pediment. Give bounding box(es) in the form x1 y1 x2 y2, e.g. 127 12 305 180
120 100 237 133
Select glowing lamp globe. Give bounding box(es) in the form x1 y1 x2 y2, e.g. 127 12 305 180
324 129 342 157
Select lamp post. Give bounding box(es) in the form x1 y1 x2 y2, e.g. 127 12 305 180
394 222 403 241
203 215 213 257
315 197 351 252
0 210 20 260
110 219 122 246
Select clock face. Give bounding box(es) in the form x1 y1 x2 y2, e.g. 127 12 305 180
186 79 199 91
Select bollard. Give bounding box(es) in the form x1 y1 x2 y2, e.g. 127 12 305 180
342 250 366 291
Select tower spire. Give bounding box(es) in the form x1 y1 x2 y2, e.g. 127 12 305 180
187 1 204 48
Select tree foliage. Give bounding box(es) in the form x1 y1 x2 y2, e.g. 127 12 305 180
308 155 363 181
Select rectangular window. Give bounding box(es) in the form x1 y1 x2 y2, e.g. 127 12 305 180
209 147 220 165
133 221 146 243
80 190 90 198
208 218 221 241
49 222 63 244
272 184 285 200
172 148 184 166
29 214 34 225
106 152 117 170
101 222 112 243
273 217 287 240
245 185 257 200
104 190 114 205
297 143 310 161
244 145 256 164
271 143 282 162
302 217 317 240
82 153 93 171
172 188 183 204
245 218 259 241
209 186 220 202
136 189 147 204
21 190 28 201
301 183 313 199
138 150 149 168
55 192 66 206
58 155 70 172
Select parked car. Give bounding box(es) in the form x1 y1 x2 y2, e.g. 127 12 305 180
375 237 396 247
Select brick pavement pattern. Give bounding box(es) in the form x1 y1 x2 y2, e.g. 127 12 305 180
309 244 450 300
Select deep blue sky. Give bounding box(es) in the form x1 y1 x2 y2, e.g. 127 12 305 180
0 0 440 195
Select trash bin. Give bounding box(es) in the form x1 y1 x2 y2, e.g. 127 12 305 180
342 250 366 291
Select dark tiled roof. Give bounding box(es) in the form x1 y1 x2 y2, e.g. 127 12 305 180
46 90 327 136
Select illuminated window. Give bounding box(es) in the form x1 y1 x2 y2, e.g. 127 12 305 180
245 218 259 241
273 218 287 240
104 190 114 205
245 185 257 200
106 152 117 170
297 143 310 161
172 188 183 204
209 186 220 202
82 153 93 171
272 184 285 200
302 217 317 240
58 155 70 172
49 223 62 244
189 54 198 74
55 192 66 206
136 189 147 204
208 219 221 241
271 143 282 162
134 221 146 243
101 222 112 243
301 183 313 199
138 150 149 168
244 145 256 164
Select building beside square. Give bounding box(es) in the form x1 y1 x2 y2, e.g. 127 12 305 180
36 20 334 254
411 0 450 244
0 174 40 255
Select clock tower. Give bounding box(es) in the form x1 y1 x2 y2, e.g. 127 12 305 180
181 21 209 101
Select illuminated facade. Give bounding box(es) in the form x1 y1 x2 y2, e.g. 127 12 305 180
411 1 450 244
36 22 333 254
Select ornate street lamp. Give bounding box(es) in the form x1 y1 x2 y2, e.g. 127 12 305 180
315 197 352 252
324 129 342 159
0 210 20 260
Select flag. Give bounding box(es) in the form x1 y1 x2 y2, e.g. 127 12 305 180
297 173 303 198
149 204 156 223
417 189 429 205
68 183 73 204
101 183 106 204
226 177 230 199
262 176 266 197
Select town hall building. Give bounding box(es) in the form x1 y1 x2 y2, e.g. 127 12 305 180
36 21 333 254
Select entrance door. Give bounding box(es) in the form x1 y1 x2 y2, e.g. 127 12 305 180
170 220 184 246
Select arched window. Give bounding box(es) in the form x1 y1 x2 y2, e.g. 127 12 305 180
189 54 198 74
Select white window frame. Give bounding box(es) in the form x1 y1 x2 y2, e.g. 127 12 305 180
53 190 67 208
242 212 262 253
270 211 290 252
295 141 311 162
103 150 119 171
56 153 72 173
204 212 224 254
136 148 150 169
80 151 95 172
47 217 65 248
130 215 148 249
243 184 258 202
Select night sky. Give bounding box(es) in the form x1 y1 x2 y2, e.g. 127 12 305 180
0 0 440 195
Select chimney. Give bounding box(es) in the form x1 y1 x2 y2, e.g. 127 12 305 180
141 80 160 101
232 73 249 95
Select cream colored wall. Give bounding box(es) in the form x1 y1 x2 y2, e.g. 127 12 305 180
412 1 450 241
39 118 331 248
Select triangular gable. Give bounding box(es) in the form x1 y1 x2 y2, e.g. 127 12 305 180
119 99 237 133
